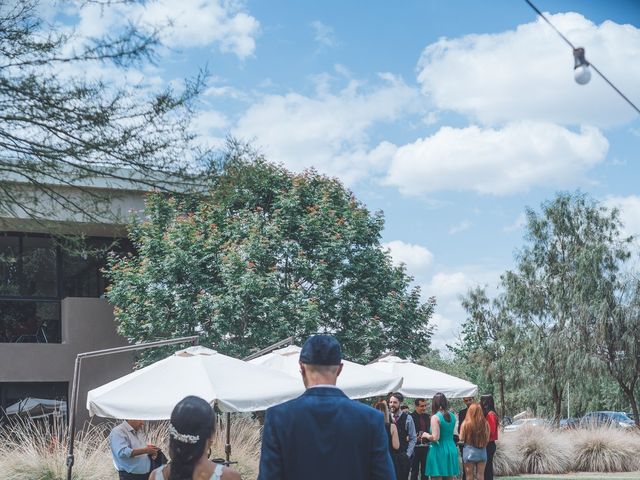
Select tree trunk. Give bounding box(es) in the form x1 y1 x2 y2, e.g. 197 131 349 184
618 382 640 427
499 376 506 419
552 383 563 425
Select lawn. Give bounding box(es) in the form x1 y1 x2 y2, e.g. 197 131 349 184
499 474 640 480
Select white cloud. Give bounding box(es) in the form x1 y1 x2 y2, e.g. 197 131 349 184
603 195 640 239
448 220 472 235
503 212 528 233
383 240 434 278
417 13 640 127
190 110 229 150
71 0 259 59
310 20 339 48
233 74 418 184
385 121 608 195
423 267 503 352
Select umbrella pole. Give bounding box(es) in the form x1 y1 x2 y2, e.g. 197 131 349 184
225 412 231 462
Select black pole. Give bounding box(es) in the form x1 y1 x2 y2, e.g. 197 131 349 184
225 412 231 462
65 335 199 480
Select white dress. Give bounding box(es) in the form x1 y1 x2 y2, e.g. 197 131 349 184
151 462 225 480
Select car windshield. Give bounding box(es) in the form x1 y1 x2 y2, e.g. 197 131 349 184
610 412 633 423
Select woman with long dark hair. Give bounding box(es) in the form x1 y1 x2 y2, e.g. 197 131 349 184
459 403 490 480
374 400 400 479
149 396 241 480
420 392 459 480
480 394 499 480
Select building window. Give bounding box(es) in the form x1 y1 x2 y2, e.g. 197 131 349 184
0 233 130 343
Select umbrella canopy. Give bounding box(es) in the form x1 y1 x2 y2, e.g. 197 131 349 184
5 397 67 418
87 346 303 419
249 345 403 399
366 355 477 399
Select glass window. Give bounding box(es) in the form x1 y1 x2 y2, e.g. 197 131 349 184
0 235 20 296
0 300 60 343
62 238 129 298
21 236 57 297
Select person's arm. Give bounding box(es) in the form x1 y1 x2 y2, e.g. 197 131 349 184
390 423 400 450
131 446 158 457
487 412 499 440
427 415 440 442
405 415 417 457
459 421 466 443
371 413 396 480
257 408 284 480
221 466 242 480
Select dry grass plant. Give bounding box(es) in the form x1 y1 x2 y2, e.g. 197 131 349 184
144 415 261 480
212 415 262 480
0 415 115 480
571 424 640 472
513 425 572 474
493 433 523 476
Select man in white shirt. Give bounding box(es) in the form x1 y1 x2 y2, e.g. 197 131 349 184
109 419 158 480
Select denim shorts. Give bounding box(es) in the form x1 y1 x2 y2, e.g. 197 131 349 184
463 444 487 463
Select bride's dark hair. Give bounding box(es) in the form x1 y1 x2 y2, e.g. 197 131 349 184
168 396 215 480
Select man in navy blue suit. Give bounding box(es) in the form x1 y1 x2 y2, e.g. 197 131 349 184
257 335 395 480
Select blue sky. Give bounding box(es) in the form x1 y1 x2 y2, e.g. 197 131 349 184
59 0 640 351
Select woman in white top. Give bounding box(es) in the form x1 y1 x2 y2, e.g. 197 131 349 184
149 396 241 480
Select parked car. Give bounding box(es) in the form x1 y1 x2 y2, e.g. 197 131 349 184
559 418 577 430
580 411 635 428
503 417 547 432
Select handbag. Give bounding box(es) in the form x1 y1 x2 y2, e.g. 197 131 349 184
150 449 169 470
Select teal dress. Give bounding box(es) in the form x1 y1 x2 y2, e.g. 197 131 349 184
426 411 460 477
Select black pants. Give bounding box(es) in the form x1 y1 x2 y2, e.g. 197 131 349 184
118 472 149 480
410 446 428 480
393 451 411 480
484 441 496 480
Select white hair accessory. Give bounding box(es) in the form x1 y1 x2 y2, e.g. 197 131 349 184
168 424 200 444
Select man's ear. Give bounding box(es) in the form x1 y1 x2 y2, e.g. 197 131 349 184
299 362 306 376
336 363 344 377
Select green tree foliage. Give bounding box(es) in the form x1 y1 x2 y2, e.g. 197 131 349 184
0 0 208 222
451 287 518 418
106 153 435 363
581 277 640 425
503 192 631 421
452 192 639 421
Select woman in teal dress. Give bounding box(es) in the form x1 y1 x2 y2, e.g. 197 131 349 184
420 392 460 480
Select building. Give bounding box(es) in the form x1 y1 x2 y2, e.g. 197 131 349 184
0 177 147 427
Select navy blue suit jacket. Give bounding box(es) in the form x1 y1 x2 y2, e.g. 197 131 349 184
258 386 395 480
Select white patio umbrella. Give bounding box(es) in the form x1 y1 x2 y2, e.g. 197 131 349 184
366 355 477 399
249 345 403 399
87 346 303 419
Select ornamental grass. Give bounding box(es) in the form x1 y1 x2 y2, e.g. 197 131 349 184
571 424 640 472
514 425 572 474
0 415 261 480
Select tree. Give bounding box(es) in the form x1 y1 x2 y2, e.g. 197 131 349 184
502 192 632 422
452 286 518 418
106 151 435 363
580 276 640 425
0 0 208 223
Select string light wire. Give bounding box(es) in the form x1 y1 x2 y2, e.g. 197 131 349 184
524 0 640 115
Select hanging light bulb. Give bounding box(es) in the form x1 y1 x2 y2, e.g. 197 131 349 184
573 47 591 85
